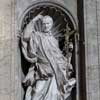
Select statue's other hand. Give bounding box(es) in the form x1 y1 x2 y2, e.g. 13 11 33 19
37 14 43 19
23 70 35 86
37 11 44 18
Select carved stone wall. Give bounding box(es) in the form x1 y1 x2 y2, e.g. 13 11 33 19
0 0 100 100
0 0 22 100
84 0 100 100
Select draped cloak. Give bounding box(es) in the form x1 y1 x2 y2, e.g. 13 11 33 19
21 31 74 100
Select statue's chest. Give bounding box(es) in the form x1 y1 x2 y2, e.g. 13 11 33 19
41 36 57 50
39 35 62 57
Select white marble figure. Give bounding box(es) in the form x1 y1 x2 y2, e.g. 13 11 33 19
21 14 76 100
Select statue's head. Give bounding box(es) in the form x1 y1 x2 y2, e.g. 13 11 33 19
42 15 53 32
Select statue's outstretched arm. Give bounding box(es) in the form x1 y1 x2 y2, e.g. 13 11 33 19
23 12 43 40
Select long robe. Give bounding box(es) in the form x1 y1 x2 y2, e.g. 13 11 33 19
21 31 74 100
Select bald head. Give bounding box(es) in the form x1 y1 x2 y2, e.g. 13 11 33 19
42 15 53 32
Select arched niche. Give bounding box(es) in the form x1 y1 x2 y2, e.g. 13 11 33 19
18 1 79 100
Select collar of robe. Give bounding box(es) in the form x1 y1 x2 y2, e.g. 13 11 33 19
42 31 53 36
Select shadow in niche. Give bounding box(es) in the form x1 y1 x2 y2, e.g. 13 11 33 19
19 39 31 100
69 34 76 100
77 0 87 100
59 34 76 100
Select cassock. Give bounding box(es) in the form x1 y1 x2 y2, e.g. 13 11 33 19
21 30 75 100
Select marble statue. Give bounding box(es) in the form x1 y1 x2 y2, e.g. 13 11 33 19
21 13 76 100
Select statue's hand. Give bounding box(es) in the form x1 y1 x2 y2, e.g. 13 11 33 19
23 63 39 86
25 86 32 100
23 70 35 86
32 13 43 23
37 11 44 18
37 14 43 19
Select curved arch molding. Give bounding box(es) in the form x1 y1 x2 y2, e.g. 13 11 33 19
18 1 78 33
